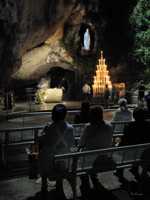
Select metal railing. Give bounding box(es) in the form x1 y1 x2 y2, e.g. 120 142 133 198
0 121 133 169
52 143 150 200
0 110 80 129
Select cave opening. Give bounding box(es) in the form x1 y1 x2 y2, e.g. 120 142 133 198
47 67 75 97
47 67 67 90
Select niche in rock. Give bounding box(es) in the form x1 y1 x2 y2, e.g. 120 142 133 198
79 24 95 55
47 67 75 95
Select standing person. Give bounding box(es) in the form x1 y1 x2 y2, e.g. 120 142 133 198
138 80 145 106
37 104 75 198
82 82 91 101
104 84 111 109
78 105 113 189
74 101 91 124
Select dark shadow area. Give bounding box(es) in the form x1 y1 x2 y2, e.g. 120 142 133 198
26 183 119 200
23 175 150 200
118 177 150 200
80 182 119 200
26 189 57 200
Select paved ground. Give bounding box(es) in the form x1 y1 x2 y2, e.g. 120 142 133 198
1 167 150 200
1 101 149 200
0 100 136 129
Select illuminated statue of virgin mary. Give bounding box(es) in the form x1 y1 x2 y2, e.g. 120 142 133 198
84 29 90 50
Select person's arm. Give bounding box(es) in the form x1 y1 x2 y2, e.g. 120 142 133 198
70 126 76 146
38 123 51 149
121 124 131 146
70 127 78 152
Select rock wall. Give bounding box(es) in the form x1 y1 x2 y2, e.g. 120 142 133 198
0 0 99 90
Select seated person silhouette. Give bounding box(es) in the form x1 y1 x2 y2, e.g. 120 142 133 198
37 104 75 198
74 101 91 124
114 107 150 180
78 105 113 189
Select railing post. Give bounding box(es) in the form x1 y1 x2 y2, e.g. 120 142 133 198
23 116 25 127
0 137 3 173
4 130 9 169
34 129 38 152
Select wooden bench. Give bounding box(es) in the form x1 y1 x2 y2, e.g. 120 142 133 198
47 143 150 200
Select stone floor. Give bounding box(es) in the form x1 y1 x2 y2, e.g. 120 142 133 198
0 100 136 129
1 167 150 200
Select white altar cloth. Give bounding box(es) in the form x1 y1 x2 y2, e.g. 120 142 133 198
37 88 62 103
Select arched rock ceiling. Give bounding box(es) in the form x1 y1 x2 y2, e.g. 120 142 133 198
11 42 75 82
0 0 98 88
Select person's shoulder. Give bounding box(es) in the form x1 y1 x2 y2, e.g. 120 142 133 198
115 108 121 113
44 122 52 128
104 120 112 127
43 122 52 132
85 122 90 126
116 107 121 112
126 108 132 113
65 122 73 129
144 106 148 111
84 122 91 128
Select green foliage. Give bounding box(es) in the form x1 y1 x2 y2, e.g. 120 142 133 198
72 54 97 70
34 93 44 104
60 35 99 72
146 83 150 90
129 0 150 81
59 39 76 57
75 34 80 41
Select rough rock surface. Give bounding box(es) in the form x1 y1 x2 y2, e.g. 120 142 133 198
0 0 99 91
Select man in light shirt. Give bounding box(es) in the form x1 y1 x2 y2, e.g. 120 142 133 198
82 82 91 101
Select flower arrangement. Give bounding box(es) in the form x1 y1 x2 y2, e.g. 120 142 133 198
34 93 44 104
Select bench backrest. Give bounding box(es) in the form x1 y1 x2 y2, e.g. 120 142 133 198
111 121 129 134
51 143 150 180
0 121 148 168
0 121 133 144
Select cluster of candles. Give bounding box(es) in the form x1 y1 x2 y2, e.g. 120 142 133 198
114 83 125 91
92 51 112 98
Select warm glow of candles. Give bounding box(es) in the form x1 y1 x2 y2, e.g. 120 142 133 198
93 51 112 98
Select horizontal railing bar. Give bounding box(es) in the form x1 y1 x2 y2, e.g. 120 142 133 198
0 110 81 117
54 143 150 159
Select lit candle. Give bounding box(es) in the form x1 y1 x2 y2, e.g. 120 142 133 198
101 51 103 60
103 59 105 66
99 60 101 66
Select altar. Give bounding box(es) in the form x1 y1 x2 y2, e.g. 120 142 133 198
37 88 63 103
